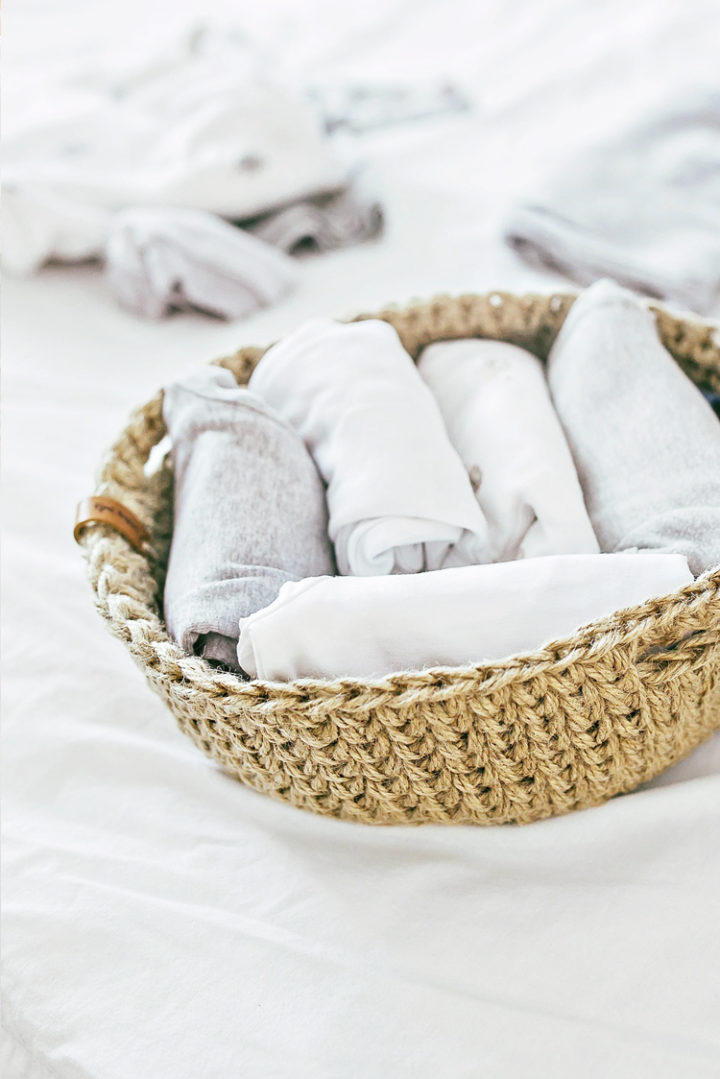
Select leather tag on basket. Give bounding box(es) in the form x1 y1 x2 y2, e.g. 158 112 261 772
74 496 149 553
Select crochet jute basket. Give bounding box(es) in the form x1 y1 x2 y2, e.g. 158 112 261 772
78 290 720 825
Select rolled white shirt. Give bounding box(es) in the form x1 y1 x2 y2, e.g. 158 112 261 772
418 337 599 562
249 317 491 574
237 551 693 681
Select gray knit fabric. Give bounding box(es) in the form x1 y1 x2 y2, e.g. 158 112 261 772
163 366 334 668
547 279 720 576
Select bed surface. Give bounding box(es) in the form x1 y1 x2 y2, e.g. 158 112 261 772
3 1 720 1076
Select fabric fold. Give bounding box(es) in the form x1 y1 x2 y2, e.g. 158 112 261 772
106 206 298 320
248 317 491 574
237 552 693 681
1 27 348 275
547 278 720 575
163 366 334 668
246 187 383 255
418 337 599 561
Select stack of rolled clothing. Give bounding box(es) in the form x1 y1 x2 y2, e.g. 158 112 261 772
163 280 720 681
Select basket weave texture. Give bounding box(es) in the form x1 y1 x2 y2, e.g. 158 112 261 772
80 291 720 825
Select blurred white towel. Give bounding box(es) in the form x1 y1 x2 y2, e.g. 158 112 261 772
249 318 491 575
2 27 347 275
237 552 693 681
418 338 599 561
548 279 720 575
504 91 720 315
106 207 298 320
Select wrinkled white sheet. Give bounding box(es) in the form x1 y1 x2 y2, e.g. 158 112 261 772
3 1 720 1077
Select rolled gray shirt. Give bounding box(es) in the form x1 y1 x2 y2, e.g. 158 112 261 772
163 366 335 669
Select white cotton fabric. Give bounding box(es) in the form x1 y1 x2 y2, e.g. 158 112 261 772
548 279 720 576
106 207 298 320
1 27 347 275
418 337 599 562
249 318 491 574
237 551 692 681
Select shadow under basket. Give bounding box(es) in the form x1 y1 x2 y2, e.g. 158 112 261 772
78 291 720 825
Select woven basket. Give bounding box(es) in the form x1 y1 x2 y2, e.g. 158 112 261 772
78 290 720 825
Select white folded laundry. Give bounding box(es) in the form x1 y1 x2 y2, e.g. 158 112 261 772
249 318 491 575
418 338 599 562
237 551 693 681
2 27 347 275
106 207 298 320
548 279 720 575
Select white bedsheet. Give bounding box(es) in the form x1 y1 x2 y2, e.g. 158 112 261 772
3 1 720 1077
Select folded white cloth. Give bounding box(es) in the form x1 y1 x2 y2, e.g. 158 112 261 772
237 551 693 681
163 366 334 668
548 279 720 576
249 318 491 574
106 207 298 320
418 338 599 562
503 91 720 315
2 27 347 275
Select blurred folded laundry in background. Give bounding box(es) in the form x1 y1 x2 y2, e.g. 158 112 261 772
245 187 384 254
1 24 389 317
2 27 346 268
503 91 720 314
1 22 475 321
106 207 298 320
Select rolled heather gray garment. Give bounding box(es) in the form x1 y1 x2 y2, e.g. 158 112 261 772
163 366 334 668
547 279 720 576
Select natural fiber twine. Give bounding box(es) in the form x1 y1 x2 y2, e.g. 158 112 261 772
78 290 720 825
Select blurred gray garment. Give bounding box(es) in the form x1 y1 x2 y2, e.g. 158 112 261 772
547 279 720 576
504 93 720 314
163 366 334 669
246 187 383 254
107 207 298 320
310 83 470 135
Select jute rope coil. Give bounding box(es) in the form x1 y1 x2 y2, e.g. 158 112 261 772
78 290 720 825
